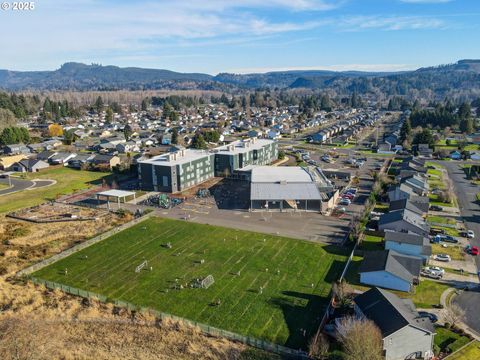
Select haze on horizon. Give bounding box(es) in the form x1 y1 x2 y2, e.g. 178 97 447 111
0 0 479 74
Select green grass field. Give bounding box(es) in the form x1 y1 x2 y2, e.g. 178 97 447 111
434 327 472 355
32 217 349 349
0 167 117 214
447 341 480 360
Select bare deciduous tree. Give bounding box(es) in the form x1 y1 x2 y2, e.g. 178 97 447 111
337 316 384 360
309 333 330 359
443 304 465 327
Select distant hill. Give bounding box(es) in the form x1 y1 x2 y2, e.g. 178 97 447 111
0 62 214 91
1 60 480 100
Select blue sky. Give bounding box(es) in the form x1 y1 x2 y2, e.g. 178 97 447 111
0 0 479 74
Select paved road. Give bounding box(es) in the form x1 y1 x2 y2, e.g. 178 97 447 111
453 289 480 336
0 177 34 195
441 161 480 271
0 177 56 196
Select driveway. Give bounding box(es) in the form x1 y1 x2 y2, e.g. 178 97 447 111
441 161 480 271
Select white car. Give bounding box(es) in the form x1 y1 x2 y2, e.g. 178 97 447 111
467 230 475 239
423 266 445 276
433 254 451 262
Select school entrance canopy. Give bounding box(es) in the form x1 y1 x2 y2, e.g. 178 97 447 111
96 189 136 209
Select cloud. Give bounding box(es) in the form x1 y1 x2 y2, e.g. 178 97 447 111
338 15 446 31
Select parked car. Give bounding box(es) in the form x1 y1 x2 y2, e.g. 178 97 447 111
469 246 479 256
429 205 443 211
467 230 475 238
418 311 438 323
433 254 451 262
440 235 459 244
423 266 445 276
430 228 446 236
421 270 443 280
342 194 354 200
339 198 351 206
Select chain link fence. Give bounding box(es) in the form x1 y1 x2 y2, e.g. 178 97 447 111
29 276 309 359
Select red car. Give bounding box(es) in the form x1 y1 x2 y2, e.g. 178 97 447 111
342 193 354 199
470 246 479 256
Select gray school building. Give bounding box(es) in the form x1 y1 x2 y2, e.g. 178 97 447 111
213 138 278 177
138 139 278 193
138 149 214 193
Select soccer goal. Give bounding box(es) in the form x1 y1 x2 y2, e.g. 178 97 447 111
200 275 215 289
135 260 148 273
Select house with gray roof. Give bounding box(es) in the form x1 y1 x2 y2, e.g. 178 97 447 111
354 287 435 360
389 196 429 217
359 250 422 292
384 231 431 263
387 183 417 202
11 159 49 173
378 208 430 237
400 174 429 196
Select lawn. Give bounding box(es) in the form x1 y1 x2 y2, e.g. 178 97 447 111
429 194 455 208
344 258 448 308
427 216 456 225
432 244 465 261
447 341 480 360
410 280 451 308
359 234 384 251
0 167 115 214
434 327 471 355
32 217 349 350
0 183 11 190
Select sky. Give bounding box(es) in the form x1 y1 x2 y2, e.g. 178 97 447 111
0 0 479 74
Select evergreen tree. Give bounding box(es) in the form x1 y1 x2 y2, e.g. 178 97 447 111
191 133 207 149
123 124 133 141
459 117 474 134
458 102 471 120
413 128 434 147
399 118 412 142
95 96 104 113
171 128 178 145
0 127 16 145
141 98 149 111
105 107 114 123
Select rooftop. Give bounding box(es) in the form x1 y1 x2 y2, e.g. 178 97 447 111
214 138 274 155
251 166 313 183
139 149 211 166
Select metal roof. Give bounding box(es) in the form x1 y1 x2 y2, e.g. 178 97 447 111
251 182 322 200
96 189 136 198
251 166 313 183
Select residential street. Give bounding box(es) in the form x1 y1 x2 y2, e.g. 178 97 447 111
441 161 480 271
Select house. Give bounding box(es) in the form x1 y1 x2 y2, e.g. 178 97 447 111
417 144 433 158
36 150 57 162
267 129 281 140
377 143 394 154
67 154 94 169
400 174 429 196
3 144 30 155
90 154 121 170
354 287 435 360
378 208 430 237
389 197 429 218
358 250 422 292
450 150 462 160
0 154 28 170
10 159 49 173
384 231 431 263
387 183 417 202
116 141 139 153
161 133 172 145
49 152 77 165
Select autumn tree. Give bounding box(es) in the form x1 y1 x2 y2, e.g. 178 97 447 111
48 123 64 137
